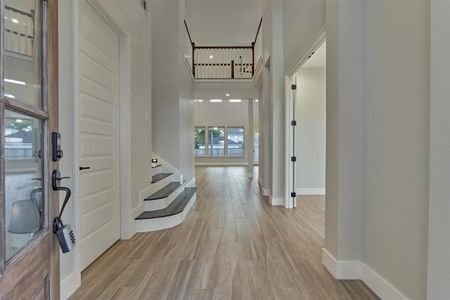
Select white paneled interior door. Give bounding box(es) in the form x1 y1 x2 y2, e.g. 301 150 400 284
79 1 120 270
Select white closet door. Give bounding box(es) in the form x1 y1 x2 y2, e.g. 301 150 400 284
79 1 120 270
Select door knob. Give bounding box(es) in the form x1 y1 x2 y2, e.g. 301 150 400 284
79 166 91 171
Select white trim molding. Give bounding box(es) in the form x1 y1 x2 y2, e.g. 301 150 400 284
60 273 80 300
296 188 326 195
185 176 196 188
269 195 283 206
261 188 270 197
322 248 409 300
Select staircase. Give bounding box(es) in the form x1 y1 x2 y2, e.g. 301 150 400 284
135 159 197 232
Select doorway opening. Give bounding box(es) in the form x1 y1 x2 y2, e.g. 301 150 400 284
287 39 326 226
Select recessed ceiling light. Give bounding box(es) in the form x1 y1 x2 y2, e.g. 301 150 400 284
209 55 214 60
226 93 230 97
11 18 19 24
5 93 15 99
209 99 222 103
254 99 259 103
16 119 23 123
194 99 203 103
4 78 26 85
229 99 242 103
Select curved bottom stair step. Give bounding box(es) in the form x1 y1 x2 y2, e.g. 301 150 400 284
137 187 196 219
136 187 197 232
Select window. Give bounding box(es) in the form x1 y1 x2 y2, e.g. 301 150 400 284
5 116 35 160
194 126 246 158
194 127 206 156
207 127 225 156
227 127 244 157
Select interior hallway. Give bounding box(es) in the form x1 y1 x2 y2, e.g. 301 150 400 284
71 167 378 299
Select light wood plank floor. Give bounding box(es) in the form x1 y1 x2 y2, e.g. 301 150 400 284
70 166 378 300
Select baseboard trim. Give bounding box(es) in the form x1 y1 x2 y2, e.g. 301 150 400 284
61 272 81 300
186 176 196 188
296 188 325 195
322 248 409 300
269 195 283 206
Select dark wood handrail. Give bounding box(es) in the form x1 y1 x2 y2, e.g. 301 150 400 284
184 20 194 46
253 17 263 45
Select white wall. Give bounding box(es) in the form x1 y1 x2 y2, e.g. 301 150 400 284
59 0 152 297
260 0 285 206
427 1 450 298
151 0 181 169
283 0 326 73
194 101 250 165
194 81 258 100
285 0 430 298
295 68 326 194
362 1 429 299
151 0 195 182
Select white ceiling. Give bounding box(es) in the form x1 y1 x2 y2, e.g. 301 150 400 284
302 42 326 69
185 0 262 46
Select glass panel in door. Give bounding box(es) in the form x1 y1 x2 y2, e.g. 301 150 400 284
3 0 43 109
4 110 44 261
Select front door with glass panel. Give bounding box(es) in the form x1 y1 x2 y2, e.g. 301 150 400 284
0 0 59 298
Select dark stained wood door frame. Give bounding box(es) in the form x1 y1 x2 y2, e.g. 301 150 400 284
0 0 59 298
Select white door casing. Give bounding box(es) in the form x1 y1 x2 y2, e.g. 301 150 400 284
78 1 120 270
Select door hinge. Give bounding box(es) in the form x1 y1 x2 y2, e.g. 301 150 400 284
291 156 297 162
291 192 297 198
291 120 297 126
291 84 297 90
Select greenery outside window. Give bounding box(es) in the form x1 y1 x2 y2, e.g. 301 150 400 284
194 127 206 156
207 127 225 156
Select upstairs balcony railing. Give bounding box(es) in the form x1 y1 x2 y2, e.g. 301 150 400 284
4 5 36 58
185 18 262 80
193 47 253 79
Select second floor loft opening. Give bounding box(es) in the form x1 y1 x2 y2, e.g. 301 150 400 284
184 0 262 80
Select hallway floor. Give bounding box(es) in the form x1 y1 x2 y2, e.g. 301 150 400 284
71 167 378 300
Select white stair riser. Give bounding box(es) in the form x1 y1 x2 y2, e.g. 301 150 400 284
143 184 185 211
136 193 196 233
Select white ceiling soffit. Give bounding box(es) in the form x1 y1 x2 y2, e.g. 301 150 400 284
185 0 262 46
302 42 326 69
